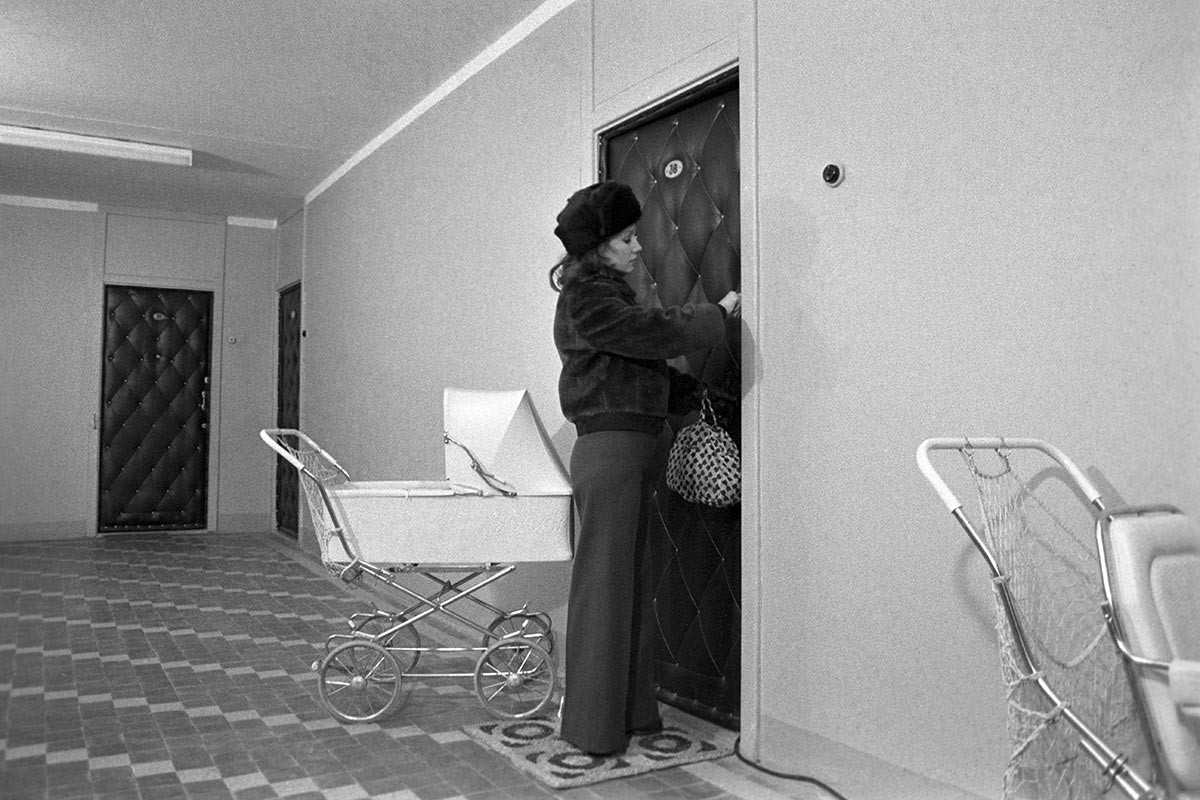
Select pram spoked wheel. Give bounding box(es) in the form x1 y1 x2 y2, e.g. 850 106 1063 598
317 640 403 723
474 636 556 719
350 611 422 670
483 611 554 654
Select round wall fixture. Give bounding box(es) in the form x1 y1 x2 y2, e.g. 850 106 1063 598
822 163 844 187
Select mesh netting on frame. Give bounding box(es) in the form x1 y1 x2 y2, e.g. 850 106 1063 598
275 433 351 570
964 449 1147 800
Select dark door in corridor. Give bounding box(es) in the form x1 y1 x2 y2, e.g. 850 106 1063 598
602 75 741 728
275 283 302 538
98 285 213 532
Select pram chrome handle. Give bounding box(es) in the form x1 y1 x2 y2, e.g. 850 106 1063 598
443 432 517 497
916 437 1104 514
259 428 352 481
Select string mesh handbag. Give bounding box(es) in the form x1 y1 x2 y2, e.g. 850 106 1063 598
666 391 741 507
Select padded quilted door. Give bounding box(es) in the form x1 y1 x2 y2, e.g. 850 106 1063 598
98 285 212 532
275 284 302 538
602 77 741 728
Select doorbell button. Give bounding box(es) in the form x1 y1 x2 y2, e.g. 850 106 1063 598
823 163 844 187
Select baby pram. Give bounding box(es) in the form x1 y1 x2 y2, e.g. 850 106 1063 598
261 388 572 724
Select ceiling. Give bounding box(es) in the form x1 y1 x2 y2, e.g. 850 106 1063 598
0 0 549 221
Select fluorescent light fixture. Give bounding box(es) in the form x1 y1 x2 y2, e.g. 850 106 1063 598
0 124 192 166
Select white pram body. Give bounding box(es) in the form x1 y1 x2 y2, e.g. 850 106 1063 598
320 388 572 564
261 388 571 724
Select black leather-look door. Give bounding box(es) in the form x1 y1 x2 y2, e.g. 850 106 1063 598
275 284 302 538
603 77 741 729
99 285 212 532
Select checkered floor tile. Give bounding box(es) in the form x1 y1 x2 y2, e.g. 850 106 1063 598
0 534 774 800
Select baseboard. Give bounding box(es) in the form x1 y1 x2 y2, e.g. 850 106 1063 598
214 513 271 532
0 520 90 543
753 714 989 800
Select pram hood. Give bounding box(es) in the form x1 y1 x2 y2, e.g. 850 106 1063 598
443 388 570 497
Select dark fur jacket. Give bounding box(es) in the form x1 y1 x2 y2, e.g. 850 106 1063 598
554 268 726 435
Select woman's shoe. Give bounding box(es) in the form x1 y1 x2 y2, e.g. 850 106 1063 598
628 719 664 736
583 745 626 757
564 733 628 757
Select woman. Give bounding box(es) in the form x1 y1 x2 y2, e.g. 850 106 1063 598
550 181 740 755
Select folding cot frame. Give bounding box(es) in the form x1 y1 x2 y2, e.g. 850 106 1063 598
917 437 1169 799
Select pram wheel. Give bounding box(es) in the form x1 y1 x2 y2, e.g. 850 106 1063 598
351 611 422 671
474 636 556 720
317 641 403 723
483 611 554 654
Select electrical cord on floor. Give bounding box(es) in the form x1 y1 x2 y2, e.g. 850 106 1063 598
733 737 852 800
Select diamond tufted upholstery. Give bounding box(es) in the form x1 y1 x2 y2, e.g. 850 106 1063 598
99 285 212 532
275 285 302 537
605 83 741 727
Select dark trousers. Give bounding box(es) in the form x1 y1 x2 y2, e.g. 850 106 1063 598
560 430 662 753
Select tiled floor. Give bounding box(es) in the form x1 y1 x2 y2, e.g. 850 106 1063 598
0 534 833 800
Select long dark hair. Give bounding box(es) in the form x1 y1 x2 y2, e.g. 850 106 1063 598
548 249 610 292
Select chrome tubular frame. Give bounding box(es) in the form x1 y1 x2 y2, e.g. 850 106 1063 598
917 438 1162 800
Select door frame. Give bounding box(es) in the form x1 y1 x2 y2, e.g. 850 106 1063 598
86 207 228 536
596 69 739 178
585 42 762 753
598 74 742 727
274 280 303 538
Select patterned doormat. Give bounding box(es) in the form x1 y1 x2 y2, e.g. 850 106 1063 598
463 707 735 789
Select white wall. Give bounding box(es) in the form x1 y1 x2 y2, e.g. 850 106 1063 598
215 223 279 531
0 202 278 540
298 0 741 674
301 1 591 633
751 0 1200 793
0 204 99 540
278 209 303 290
4 0 1187 794
298 0 1199 795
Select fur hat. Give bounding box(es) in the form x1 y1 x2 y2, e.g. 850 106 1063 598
553 181 642 256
